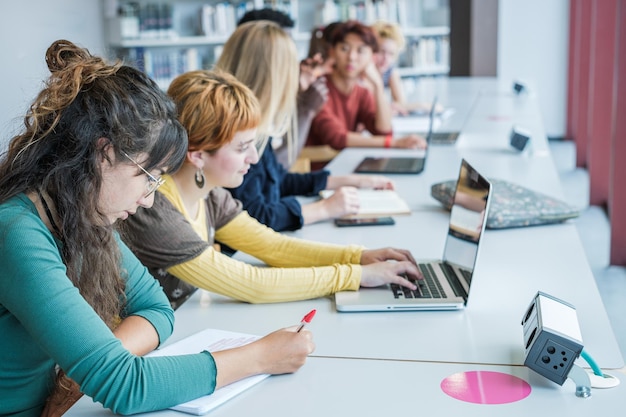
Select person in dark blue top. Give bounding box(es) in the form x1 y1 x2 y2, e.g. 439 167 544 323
227 136 395 231
227 137 326 231
217 21 394 234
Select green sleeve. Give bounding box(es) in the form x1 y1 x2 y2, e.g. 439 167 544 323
116 235 175 345
0 196 217 415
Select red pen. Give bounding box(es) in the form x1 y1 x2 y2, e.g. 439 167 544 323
296 309 316 332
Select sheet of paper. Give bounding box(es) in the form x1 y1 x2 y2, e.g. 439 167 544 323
148 329 269 415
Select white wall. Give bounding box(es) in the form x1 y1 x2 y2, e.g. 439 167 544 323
0 0 106 151
497 0 570 138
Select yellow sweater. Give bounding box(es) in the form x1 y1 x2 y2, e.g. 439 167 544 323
158 176 363 303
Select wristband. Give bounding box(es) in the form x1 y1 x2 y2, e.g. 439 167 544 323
384 134 393 148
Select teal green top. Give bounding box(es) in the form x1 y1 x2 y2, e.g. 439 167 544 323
0 194 217 417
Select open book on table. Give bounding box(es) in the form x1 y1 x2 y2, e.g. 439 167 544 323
319 189 411 218
147 328 268 415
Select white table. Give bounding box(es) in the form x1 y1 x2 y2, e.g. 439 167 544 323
68 357 626 417
272 87 622 368
222 84 623 368
65 77 624 417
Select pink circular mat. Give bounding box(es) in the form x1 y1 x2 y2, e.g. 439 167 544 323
440 371 531 404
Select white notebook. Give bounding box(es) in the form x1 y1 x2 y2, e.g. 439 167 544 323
319 189 411 218
147 328 269 415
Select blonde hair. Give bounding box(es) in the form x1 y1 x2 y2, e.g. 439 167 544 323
168 70 261 153
372 20 406 51
215 21 299 157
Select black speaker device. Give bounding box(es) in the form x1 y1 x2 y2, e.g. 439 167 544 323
510 126 531 151
513 80 527 94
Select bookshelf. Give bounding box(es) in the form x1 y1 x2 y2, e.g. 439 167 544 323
103 0 450 89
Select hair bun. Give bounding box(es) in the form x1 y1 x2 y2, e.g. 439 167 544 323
45 39 92 73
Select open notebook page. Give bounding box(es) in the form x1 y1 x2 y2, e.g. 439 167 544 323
147 328 269 415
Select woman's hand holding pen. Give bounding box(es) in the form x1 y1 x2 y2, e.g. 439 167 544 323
254 328 315 373
212 327 314 389
251 328 315 375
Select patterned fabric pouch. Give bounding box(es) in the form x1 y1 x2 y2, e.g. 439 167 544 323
431 178 580 229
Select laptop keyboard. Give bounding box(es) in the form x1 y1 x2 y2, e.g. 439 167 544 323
440 263 470 299
460 269 472 284
390 264 446 299
390 263 472 300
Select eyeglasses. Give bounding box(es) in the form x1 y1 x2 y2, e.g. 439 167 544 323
121 151 165 198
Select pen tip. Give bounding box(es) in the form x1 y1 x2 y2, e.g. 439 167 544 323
303 309 317 323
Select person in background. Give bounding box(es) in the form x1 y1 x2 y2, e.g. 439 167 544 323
371 20 441 116
0 39 313 417
307 21 342 77
120 68 421 310
237 7 328 170
218 21 396 232
306 20 427 153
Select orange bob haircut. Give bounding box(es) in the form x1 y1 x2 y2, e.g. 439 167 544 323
167 70 261 153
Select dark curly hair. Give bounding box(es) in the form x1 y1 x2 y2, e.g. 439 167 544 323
0 40 187 327
330 20 379 53
237 7 295 28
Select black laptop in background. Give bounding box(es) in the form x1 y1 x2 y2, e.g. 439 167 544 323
428 131 460 145
407 106 460 145
353 97 437 174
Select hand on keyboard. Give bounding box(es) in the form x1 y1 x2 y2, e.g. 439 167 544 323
360 260 423 289
360 247 418 266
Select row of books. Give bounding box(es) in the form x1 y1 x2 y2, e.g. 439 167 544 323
112 0 442 42
400 36 450 70
127 47 202 90
316 0 419 27
115 2 175 40
200 3 243 38
114 1 294 40
200 1 294 37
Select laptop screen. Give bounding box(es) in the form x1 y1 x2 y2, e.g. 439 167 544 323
442 159 491 275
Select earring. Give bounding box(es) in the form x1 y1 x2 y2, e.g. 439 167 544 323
194 169 205 189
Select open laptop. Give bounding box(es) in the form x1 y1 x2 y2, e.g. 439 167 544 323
409 107 460 145
429 131 460 145
335 159 492 312
353 97 438 174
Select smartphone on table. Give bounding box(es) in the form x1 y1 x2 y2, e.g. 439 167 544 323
334 217 395 227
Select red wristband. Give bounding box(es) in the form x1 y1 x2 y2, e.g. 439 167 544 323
384 134 393 148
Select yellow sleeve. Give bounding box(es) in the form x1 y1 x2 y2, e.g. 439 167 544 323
215 212 364 267
168 247 361 304
167 213 363 303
